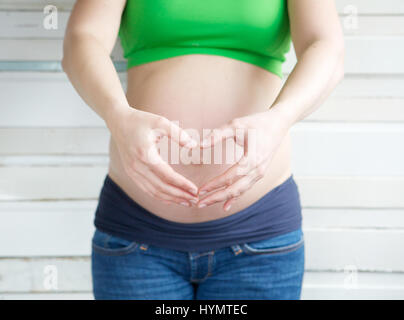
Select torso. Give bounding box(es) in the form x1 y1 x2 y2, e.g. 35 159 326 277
108 54 292 223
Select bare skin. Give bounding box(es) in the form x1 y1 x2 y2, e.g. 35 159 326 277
108 54 293 222
62 0 344 223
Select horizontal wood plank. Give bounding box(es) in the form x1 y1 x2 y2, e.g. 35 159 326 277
302 271 404 300
0 167 107 201
0 39 124 61
342 16 404 36
303 208 404 229
336 0 404 14
298 176 404 208
1 257 404 299
0 293 93 300
1 73 403 129
0 201 404 271
1 0 403 14
305 229 404 272
1 37 404 75
0 72 404 127
1 123 404 175
1 167 403 206
0 1 73 11
0 200 403 231
307 98 404 122
0 11 68 38
291 122 404 175
0 129 109 155
1 0 403 301
0 257 91 293
2 12 403 39
3 284 402 300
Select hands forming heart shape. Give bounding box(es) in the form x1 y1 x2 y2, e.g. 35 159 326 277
108 107 290 212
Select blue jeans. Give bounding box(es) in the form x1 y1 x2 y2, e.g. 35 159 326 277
91 227 305 300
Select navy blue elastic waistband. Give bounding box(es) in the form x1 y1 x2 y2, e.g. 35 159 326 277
93 173 302 252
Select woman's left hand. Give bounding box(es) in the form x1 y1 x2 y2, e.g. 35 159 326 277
197 108 290 211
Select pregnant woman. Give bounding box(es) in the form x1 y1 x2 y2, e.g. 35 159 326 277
62 0 344 300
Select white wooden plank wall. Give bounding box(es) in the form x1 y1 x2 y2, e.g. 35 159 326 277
0 0 403 300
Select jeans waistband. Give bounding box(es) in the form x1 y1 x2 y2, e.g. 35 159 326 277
94 173 302 252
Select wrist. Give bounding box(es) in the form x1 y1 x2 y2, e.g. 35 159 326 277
105 103 134 132
267 102 296 131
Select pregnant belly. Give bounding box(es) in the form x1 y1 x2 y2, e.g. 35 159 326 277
108 54 292 223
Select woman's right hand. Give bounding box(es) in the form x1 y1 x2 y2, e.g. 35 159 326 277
106 106 199 207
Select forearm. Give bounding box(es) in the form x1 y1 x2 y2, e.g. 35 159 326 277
61 33 131 129
268 39 345 128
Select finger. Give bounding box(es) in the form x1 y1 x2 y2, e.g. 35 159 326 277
126 167 174 204
157 117 198 148
151 187 192 207
134 158 198 202
200 125 236 148
142 145 199 196
220 165 268 211
199 148 269 195
198 155 251 195
198 127 253 194
129 165 193 206
144 166 198 203
197 173 255 208
223 197 238 211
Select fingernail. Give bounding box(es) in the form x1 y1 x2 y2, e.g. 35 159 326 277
189 188 198 195
225 204 231 211
198 203 206 208
189 199 198 204
180 202 190 207
199 190 207 196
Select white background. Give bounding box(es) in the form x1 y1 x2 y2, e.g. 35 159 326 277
0 0 403 299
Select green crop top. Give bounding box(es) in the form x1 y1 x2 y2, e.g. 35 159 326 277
118 0 291 78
